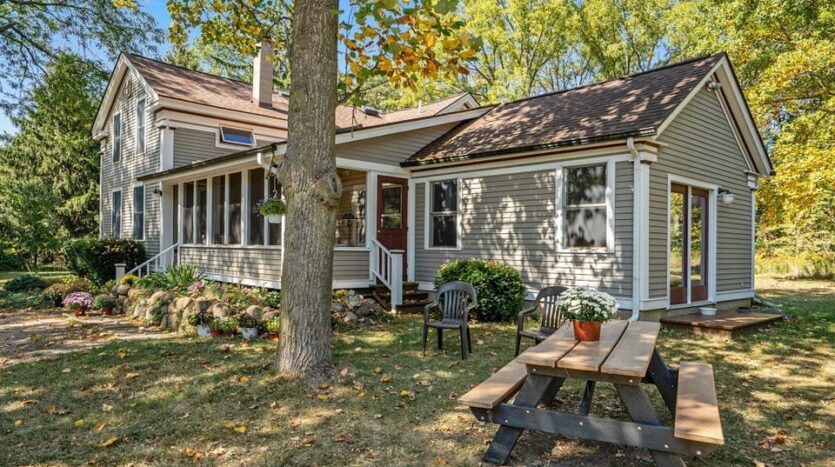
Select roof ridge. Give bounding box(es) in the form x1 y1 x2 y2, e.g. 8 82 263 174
125 52 287 96
490 53 722 108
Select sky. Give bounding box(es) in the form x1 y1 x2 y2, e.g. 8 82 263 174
0 1 173 136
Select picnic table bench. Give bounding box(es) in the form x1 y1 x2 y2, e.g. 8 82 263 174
459 320 723 466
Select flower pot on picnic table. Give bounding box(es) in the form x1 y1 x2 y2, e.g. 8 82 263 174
572 320 601 341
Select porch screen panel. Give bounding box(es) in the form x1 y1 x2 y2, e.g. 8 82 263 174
336 169 366 247
172 185 179 244
212 176 225 244
267 176 282 246
183 182 194 244
229 173 242 244
249 168 265 245
563 164 607 248
196 179 208 244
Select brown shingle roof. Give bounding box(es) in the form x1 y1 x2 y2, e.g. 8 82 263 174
403 54 724 167
126 54 472 131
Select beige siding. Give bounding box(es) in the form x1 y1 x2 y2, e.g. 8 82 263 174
172 128 272 167
99 73 161 256
180 246 282 284
648 87 754 298
336 123 457 166
413 160 633 298
333 250 371 282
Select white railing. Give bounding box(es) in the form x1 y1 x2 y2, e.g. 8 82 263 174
370 238 403 310
118 243 180 281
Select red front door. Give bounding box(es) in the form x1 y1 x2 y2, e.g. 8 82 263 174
377 176 408 276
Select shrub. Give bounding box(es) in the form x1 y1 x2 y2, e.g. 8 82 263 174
187 310 214 327
211 317 238 333
0 291 48 309
63 237 146 285
134 272 167 291
434 258 526 322
164 264 205 292
263 291 281 308
92 294 118 310
265 318 281 333
4 274 46 292
120 274 139 286
61 275 96 293
63 291 94 309
237 314 261 329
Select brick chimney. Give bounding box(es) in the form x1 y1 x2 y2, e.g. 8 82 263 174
252 37 274 107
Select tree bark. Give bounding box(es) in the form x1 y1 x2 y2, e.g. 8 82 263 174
275 0 341 384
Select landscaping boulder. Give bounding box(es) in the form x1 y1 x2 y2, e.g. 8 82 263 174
342 311 358 325
332 302 345 313
244 305 263 319
194 298 215 313
127 288 142 301
355 302 374 318
117 284 131 296
210 302 233 318
174 297 193 314
149 291 175 307
262 309 280 321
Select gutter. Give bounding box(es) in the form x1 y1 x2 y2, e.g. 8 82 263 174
627 137 641 322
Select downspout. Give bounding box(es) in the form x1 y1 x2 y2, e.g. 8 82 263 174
627 137 641 321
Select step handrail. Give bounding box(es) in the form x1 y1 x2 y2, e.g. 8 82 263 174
370 238 403 310
122 243 180 279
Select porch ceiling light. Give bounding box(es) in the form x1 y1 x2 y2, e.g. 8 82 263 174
718 188 734 205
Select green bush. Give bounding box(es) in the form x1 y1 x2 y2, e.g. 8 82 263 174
134 272 168 291
0 291 48 309
434 258 527 322
63 237 146 285
4 274 46 292
263 291 281 308
163 264 205 292
92 294 118 310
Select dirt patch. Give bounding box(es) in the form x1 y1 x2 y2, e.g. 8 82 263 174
0 308 170 367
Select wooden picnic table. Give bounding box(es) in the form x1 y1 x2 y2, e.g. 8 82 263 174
459 320 724 466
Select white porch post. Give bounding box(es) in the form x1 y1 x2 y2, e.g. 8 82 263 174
242 169 250 246
407 178 416 282
367 172 378 283
207 178 214 245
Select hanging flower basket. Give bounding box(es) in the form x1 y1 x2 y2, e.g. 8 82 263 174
257 197 286 224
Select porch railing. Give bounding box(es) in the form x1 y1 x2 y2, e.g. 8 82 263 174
370 238 403 310
117 243 180 282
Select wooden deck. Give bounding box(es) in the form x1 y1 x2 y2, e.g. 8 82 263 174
660 310 783 339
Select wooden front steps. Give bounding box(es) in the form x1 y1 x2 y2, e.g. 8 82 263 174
372 281 433 312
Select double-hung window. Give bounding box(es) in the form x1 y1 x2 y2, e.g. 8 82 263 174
562 164 608 249
136 98 146 154
429 179 459 248
111 190 122 237
112 113 122 162
132 186 145 240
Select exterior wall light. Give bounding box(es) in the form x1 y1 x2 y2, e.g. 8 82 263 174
718 188 734 205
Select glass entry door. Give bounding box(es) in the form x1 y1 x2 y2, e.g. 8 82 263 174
669 183 710 305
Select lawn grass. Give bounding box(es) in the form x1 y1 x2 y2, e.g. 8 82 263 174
0 275 832 466
0 269 70 287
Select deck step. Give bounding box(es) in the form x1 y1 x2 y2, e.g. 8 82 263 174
371 282 432 313
674 361 724 445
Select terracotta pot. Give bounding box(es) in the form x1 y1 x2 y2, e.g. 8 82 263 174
573 320 602 341
267 332 279 341
224 331 236 337
101 308 113 316
211 329 222 337
72 308 86 317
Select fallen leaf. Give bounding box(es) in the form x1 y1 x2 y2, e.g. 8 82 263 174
117 350 127 360
15 419 23 427
124 373 139 380
74 419 85 428
289 418 301 428
334 434 352 444
400 389 411 397
233 425 246 434
380 374 392 382
94 423 106 432
317 393 329 401
318 383 329 389
22 399 38 407
100 436 119 447
436 456 448 465
47 405 57 414
356 391 365 397
302 436 315 446
237 375 250 383
373 367 383 374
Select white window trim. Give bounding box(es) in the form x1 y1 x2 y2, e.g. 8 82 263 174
112 112 122 163
136 98 147 155
217 125 256 149
111 188 123 238
555 159 616 254
424 178 463 251
132 183 145 241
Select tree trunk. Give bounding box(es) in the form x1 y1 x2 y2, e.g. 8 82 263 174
275 0 341 384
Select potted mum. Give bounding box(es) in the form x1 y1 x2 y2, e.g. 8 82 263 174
188 310 214 337
265 318 281 340
559 287 619 341
211 317 239 337
63 292 94 317
93 295 119 316
257 197 286 224
238 314 261 340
